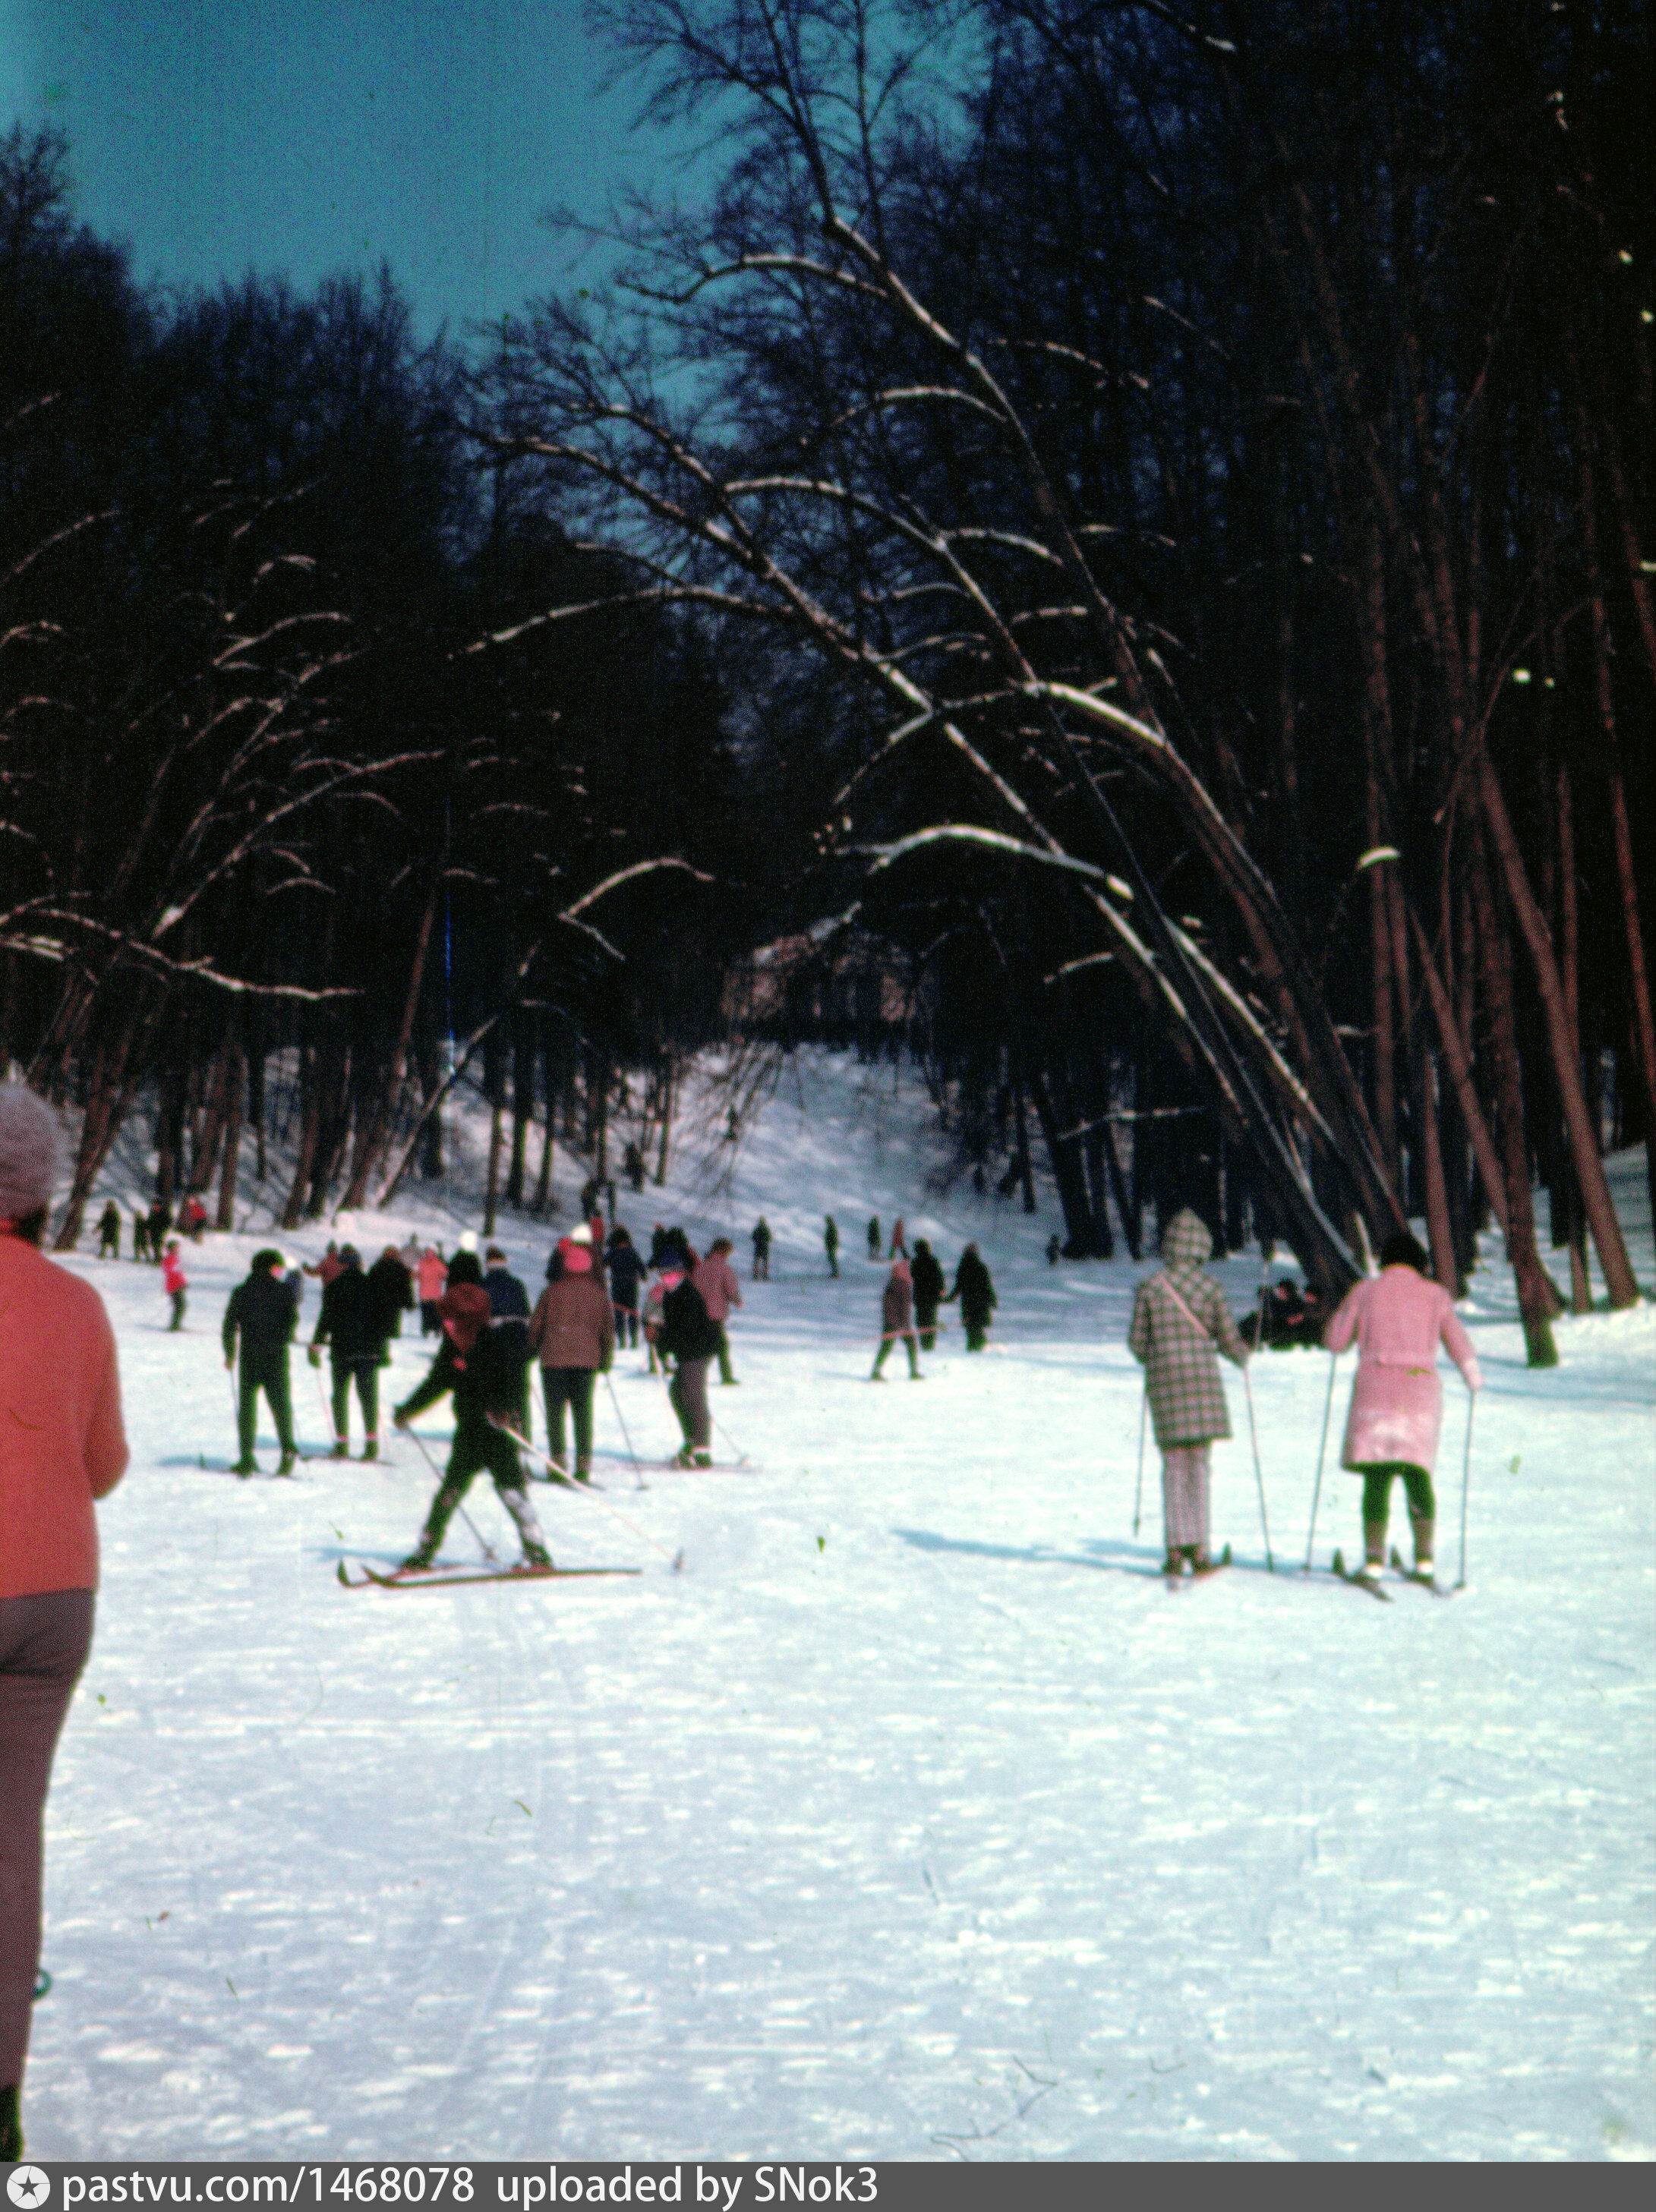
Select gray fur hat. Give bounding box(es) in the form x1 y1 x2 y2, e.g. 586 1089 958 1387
0 1084 62 1222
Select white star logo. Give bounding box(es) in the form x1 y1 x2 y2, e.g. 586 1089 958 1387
7 2172 49 2207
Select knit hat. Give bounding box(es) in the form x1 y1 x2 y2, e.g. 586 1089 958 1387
0 1084 62 1224
569 1224 593 1246
557 1235 593 1275
437 1281 492 1357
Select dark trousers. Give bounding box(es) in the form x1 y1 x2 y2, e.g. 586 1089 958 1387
964 1314 989 1351
541 1368 597 1471
169 1290 186 1331
331 1360 379 1448
416 1423 534 1555
1360 1464 1435 1530
826 1246 838 1276
669 1358 711 1449
1 1590 94 2088
614 1302 639 1348
916 1304 938 1352
873 1331 919 1378
238 1358 296 1459
715 1322 736 1385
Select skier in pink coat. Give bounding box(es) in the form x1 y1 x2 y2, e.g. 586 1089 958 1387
1323 1232 1481 1583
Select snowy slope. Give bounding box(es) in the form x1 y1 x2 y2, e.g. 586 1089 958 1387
20 1051 1656 2160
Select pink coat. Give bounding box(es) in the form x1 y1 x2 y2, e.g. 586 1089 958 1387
0 1235 128 1597
1324 1266 1481 1474
416 1251 448 1303
692 1254 743 1323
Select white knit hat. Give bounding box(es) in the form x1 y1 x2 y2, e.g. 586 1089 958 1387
0 1084 62 1222
569 1223 593 1245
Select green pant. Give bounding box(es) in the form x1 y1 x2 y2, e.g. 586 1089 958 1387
415 1422 531 1555
331 1360 379 1448
1359 1464 1435 1527
238 1360 295 1460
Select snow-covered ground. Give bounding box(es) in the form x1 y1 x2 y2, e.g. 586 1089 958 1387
21 1051 1656 2160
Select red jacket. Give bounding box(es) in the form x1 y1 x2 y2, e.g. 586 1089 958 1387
0 1235 128 1597
162 1247 188 1294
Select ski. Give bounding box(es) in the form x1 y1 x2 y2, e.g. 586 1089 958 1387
336 1559 639 1590
1164 1541 1231 1587
1389 1546 1454 1598
1330 1547 1393 1600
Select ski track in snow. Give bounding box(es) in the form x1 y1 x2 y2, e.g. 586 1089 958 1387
21 1051 1656 2160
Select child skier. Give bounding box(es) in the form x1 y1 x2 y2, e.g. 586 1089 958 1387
393 1253 551 1573
162 1238 188 1331
871 1256 921 1379
1323 1231 1481 1583
1128 1208 1250 1577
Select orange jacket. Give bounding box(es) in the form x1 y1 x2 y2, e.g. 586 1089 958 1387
0 1235 128 1598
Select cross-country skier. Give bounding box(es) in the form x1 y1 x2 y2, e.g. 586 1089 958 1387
393 1253 550 1572
659 1257 719 1466
162 1237 188 1331
0 1086 128 2164
871 1255 922 1380
367 1245 415 1344
910 1238 945 1350
1323 1231 1481 1583
309 1245 385 1458
415 1244 447 1334
222 1249 299 1476
945 1244 997 1350
751 1217 771 1280
824 1215 840 1277
867 1215 881 1261
1128 1208 1249 1577
484 1243 533 1439
96 1200 121 1259
693 1237 743 1385
604 1224 647 1350
526 1233 615 1480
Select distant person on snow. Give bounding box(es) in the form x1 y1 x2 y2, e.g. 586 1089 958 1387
751 1217 771 1281
526 1232 615 1482
131 1205 150 1262
693 1237 744 1385
910 1238 945 1352
1128 1208 1249 1579
222 1249 299 1476
415 1245 448 1335
0 1085 128 2166
871 1256 921 1380
888 1215 907 1258
945 1244 997 1351
604 1224 647 1350
309 1245 385 1459
659 1257 720 1467
393 1253 550 1573
1323 1231 1481 1585
162 1238 188 1331
97 1201 121 1259
144 1197 169 1262
304 1240 344 1287
1046 1233 1061 1267
867 1215 881 1261
824 1215 840 1277
367 1246 415 1347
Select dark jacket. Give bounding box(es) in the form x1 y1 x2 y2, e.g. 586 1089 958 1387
314 1267 383 1364
223 1272 298 1366
605 1241 648 1307
661 1275 721 1363
949 1250 997 1325
910 1248 945 1316
397 1327 520 1430
366 1253 414 1338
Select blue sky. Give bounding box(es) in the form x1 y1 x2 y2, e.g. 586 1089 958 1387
1 0 664 336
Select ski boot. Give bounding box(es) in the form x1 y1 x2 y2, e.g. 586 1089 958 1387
231 1457 259 1477
399 1548 436 1574
692 1449 713 1468
330 1441 349 1460
277 1450 298 1476
362 1440 379 1462
520 1542 554 1573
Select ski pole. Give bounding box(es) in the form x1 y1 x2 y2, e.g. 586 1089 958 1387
311 1355 334 1447
711 1408 750 1466
1131 1377 1147 1539
1456 1389 1475 1590
1242 1361 1274 1571
1304 1353 1338 1572
603 1369 647 1490
400 1419 497 1563
491 1417 683 1569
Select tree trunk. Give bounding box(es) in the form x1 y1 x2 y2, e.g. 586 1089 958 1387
342 880 440 1211
216 1028 245 1232
282 1041 321 1230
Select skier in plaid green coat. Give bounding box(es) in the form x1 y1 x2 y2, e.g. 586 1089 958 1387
1128 1208 1250 1574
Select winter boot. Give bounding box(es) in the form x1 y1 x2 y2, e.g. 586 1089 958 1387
499 1482 547 1561
1361 1520 1387 1578
521 1541 554 1572
232 1457 259 1476
575 1458 592 1483
330 1440 349 1459
399 1548 436 1574
277 1451 298 1477
362 1439 379 1462
693 1449 713 1468
1 2082 22 2160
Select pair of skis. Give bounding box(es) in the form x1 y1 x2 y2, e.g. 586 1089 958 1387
1328 1547 1453 1602
336 1558 638 1591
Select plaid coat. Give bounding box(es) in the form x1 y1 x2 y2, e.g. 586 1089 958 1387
1128 1210 1249 1448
